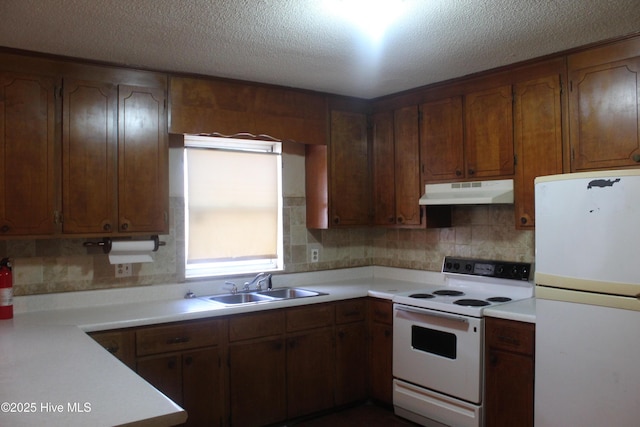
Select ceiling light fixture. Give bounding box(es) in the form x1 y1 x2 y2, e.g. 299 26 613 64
324 0 409 42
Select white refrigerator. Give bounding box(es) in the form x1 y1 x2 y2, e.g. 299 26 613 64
534 169 640 427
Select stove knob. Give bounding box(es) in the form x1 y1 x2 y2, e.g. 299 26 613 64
465 263 472 272
496 265 505 276
453 262 460 270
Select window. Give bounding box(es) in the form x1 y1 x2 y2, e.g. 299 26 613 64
184 135 283 278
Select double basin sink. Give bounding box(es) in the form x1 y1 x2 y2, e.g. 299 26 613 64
201 287 327 306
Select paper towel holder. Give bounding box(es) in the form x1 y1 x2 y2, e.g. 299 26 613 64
83 235 166 253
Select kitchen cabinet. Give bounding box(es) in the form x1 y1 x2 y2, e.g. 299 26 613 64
286 303 335 418
513 75 564 229
135 319 224 427
335 299 368 406
169 76 327 145
420 85 514 183
64 81 168 234
306 104 371 228
484 317 535 427
89 329 135 370
329 109 370 226
228 310 287 426
371 106 422 227
117 84 169 233
0 71 56 236
368 298 393 406
568 37 640 171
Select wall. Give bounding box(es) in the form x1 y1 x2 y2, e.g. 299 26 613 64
8 143 534 297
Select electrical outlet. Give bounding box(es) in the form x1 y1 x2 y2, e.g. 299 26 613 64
115 263 132 278
310 248 319 263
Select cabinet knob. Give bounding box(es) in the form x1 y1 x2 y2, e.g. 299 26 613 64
397 216 404 224
520 216 528 225
388 217 395 223
468 168 475 176
103 223 112 232
120 222 129 231
184 356 193 366
333 216 340 225
455 169 462 177
0 225 9 233
633 154 640 162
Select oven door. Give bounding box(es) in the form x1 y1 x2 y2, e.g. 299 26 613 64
393 303 483 404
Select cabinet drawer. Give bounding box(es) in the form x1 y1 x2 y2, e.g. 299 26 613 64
486 317 535 356
229 310 285 342
336 299 366 324
136 319 221 356
287 303 334 332
369 298 393 325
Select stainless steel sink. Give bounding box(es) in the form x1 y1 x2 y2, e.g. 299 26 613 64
207 292 276 305
200 287 326 306
257 287 324 299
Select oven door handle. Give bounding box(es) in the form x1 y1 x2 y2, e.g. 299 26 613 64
394 304 469 324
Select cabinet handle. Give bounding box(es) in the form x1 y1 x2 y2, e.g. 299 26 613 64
166 336 190 345
105 345 119 354
633 154 640 162
498 335 520 346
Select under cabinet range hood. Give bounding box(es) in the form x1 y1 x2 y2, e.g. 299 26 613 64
419 179 514 205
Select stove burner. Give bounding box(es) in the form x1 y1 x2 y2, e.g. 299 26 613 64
409 293 435 299
453 299 490 307
433 289 465 297
486 296 512 303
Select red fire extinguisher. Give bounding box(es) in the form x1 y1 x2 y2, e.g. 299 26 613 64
0 257 13 319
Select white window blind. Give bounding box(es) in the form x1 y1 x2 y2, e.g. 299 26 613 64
184 135 283 278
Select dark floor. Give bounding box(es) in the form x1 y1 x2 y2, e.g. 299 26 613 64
288 403 419 427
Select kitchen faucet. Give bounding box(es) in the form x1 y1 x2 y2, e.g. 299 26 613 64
243 272 272 291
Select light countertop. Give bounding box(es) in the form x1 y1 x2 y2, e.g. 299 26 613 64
0 266 536 426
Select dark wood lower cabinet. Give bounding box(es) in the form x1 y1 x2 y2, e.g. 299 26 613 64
369 299 394 406
229 338 287 426
335 320 368 406
484 317 535 427
137 348 222 427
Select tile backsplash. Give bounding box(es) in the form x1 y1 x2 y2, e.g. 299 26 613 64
8 195 533 296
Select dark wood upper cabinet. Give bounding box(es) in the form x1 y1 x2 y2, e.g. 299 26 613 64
568 37 640 171
371 110 395 225
420 96 465 182
514 75 563 229
464 85 515 179
118 85 169 234
0 72 56 236
329 109 371 226
63 79 117 234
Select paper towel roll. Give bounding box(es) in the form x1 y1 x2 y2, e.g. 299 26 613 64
108 240 156 264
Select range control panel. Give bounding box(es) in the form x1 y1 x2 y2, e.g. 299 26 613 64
442 257 532 281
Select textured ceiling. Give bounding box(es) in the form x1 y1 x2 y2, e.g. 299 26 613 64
1 0 639 99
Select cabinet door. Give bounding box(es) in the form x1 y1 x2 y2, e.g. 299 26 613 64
394 105 421 226
569 56 640 170
514 76 563 229
485 349 534 427
464 85 514 178
287 328 335 419
335 322 368 406
118 85 168 233
63 79 117 234
89 329 135 369
137 354 183 406
420 96 464 182
0 72 56 235
329 110 370 226
371 110 396 225
369 322 393 405
182 348 222 427
229 339 286 426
